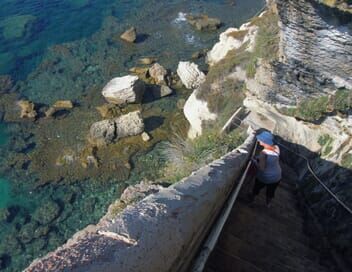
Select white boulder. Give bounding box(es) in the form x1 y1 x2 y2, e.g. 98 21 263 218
177 61 205 89
207 23 258 66
89 111 144 145
102 75 145 105
183 90 217 139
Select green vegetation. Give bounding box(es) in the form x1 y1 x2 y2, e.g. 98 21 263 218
246 12 280 78
296 96 330 121
161 129 245 183
279 89 351 122
334 88 351 112
341 153 352 169
318 134 334 156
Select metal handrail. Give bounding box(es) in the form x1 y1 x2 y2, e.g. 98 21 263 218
191 141 258 272
230 114 352 215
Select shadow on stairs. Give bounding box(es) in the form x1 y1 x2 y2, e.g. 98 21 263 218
203 164 339 272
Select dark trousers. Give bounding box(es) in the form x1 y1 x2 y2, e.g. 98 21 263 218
252 179 280 201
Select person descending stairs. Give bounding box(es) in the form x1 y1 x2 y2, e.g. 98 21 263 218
203 153 338 272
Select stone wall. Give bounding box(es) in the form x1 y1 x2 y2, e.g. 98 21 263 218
25 133 256 272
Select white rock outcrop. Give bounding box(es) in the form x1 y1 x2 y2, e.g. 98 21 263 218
102 75 145 105
89 111 144 145
176 61 205 89
207 22 259 66
184 90 217 139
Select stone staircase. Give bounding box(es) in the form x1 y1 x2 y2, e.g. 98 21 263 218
204 165 337 272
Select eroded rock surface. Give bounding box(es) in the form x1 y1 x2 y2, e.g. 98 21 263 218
102 75 145 105
120 27 137 43
176 61 205 89
18 100 37 119
186 14 222 31
89 111 144 146
148 63 168 85
207 23 258 66
272 0 352 104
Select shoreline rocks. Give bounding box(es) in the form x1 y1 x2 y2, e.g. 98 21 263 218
186 14 222 31
177 61 205 89
89 111 144 146
102 75 145 105
45 100 74 117
18 100 37 119
120 27 137 43
148 63 168 85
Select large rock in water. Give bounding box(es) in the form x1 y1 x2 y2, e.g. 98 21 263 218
186 14 222 31
114 111 144 140
148 63 168 85
120 27 137 43
89 111 144 146
102 75 145 105
89 119 116 146
177 61 205 89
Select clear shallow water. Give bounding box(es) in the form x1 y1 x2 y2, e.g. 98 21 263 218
0 0 265 271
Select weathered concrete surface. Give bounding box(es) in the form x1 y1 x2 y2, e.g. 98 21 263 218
25 133 256 272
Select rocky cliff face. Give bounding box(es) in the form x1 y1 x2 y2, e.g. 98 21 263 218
273 0 352 105
183 0 352 266
247 0 352 266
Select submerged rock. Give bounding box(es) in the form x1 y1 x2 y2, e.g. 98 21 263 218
45 100 74 117
186 14 222 31
32 201 61 225
138 57 157 65
0 75 13 93
80 146 99 169
0 15 37 40
177 61 206 89
148 63 168 85
96 104 121 119
89 111 144 145
120 27 137 43
17 100 37 119
102 75 145 105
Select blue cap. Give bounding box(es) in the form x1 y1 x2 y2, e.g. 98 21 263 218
256 131 274 145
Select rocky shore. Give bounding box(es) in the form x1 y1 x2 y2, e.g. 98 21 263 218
1 0 351 270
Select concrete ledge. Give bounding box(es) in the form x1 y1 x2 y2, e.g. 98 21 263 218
26 133 255 272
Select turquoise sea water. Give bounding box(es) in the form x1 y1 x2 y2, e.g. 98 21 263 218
0 0 265 270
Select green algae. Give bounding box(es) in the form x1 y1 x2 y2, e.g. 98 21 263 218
0 178 11 209
0 15 37 40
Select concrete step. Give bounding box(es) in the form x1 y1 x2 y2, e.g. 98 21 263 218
227 203 311 246
216 230 329 272
206 247 266 272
